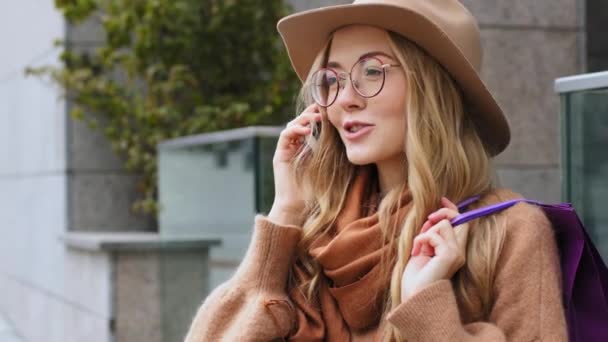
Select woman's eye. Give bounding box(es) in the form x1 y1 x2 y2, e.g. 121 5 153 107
365 67 382 77
324 76 338 86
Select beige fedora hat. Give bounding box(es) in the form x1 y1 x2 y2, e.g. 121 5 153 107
277 0 510 156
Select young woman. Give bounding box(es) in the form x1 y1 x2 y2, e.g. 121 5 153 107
185 0 567 341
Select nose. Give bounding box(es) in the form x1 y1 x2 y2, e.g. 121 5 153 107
335 76 365 111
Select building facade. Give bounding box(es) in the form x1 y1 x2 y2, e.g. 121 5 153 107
0 1 600 341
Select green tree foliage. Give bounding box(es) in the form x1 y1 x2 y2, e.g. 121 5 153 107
30 0 299 216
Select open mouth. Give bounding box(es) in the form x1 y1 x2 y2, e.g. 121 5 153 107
342 120 375 140
346 124 369 133
343 121 374 132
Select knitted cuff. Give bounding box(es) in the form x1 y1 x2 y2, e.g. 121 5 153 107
235 215 302 292
386 279 463 340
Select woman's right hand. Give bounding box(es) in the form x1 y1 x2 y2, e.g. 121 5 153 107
268 103 322 225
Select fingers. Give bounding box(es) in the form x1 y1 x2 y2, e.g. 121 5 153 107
421 197 461 233
418 218 452 255
417 234 434 256
412 197 470 257
278 124 312 149
420 219 433 232
412 219 449 255
441 197 459 210
412 218 466 256
287 112 322 128
412 231 444 256
278 106 323 150
429 202 469 232
305 102 321 113
428 207 459 222
287 104 322 128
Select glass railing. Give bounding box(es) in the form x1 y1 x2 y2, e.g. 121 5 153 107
156 126 281 340
157 125 282 281
556 71 608 262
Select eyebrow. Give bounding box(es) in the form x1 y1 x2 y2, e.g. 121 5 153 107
327 51 396 69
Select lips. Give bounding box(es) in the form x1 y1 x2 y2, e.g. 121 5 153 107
342 120 375 140
343 120 374 133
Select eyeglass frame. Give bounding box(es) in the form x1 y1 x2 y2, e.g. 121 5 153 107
310 56 401 107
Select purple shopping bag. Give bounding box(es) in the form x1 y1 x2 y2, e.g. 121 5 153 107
452 198 608 341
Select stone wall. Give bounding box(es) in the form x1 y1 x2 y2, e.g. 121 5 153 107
66 18 153 232
463 0 584 202
587 0 608 71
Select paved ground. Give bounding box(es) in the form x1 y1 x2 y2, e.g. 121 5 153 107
0 314 21 342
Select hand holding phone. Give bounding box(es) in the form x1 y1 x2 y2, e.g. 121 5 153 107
269 104 323 223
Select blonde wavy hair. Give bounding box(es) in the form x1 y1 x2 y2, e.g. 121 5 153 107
290 29 507 341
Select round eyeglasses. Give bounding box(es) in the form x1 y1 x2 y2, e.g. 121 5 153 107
310 56 401 107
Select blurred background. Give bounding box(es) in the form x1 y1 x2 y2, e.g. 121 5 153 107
0 0 606 341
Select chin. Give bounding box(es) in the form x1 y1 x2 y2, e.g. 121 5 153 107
345 150 377 165
347 158 370 166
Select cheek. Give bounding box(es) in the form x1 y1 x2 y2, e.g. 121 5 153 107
376 117 406 147
327 107 341 130
373 95 407 135
385 80 408 115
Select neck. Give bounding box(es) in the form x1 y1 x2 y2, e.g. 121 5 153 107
375 154 407 196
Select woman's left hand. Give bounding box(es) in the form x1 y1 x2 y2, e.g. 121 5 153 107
400 197 470 301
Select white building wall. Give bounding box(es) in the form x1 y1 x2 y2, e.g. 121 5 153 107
0 3 111 342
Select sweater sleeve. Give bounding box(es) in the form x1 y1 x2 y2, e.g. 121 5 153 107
385 202 568 341
183 215 302 342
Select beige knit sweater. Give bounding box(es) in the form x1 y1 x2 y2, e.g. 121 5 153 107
184 191 568 341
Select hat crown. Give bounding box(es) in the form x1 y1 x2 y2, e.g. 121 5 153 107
353 0 482 70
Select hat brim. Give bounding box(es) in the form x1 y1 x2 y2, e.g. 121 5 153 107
277 3 510 156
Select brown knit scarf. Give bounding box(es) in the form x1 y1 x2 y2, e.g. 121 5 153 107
287 167 412 341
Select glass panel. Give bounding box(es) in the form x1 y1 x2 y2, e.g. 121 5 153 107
156 130 280 341
564 88 608 262
158 138 257 237
157 137 259 341
256 136 279 214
